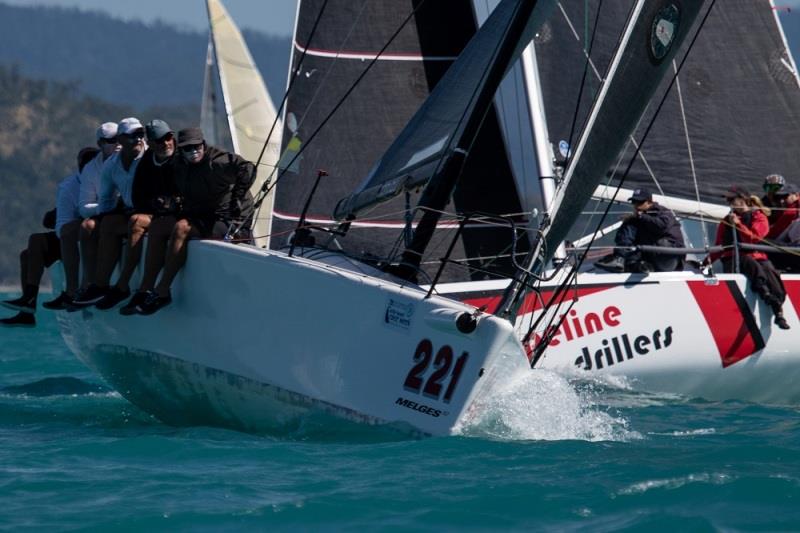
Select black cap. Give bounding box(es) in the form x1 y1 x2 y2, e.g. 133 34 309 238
723 186 750 200
177 127 205 147
628 188 652 203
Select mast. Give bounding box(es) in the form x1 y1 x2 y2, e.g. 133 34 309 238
393 0 542 279
520 41 565 260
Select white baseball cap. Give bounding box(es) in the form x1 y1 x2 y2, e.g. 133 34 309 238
96 122 118 141
117 117 144 135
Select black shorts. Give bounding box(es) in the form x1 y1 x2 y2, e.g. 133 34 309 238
187 215 229 239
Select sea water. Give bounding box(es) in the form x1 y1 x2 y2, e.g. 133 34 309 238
1 305 799 531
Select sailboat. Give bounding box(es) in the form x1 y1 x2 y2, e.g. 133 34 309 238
55 0 707 435
461 0 800 405
201 0 282 249
276 0 800 406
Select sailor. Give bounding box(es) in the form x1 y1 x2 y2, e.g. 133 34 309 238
1 147 99 326
761 173 785 224
594 188 685 273
135 127 256 315
76 122 119 289
91 119 179 312
704 186 789 329
767 184 800 272
72 117 147 307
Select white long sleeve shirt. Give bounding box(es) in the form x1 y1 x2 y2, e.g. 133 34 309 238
97 151 144 213
77 152 106 218
55 172 81 237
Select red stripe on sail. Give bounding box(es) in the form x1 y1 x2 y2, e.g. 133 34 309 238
687 280 762 367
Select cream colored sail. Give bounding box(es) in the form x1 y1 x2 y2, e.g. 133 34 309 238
205 0 282 248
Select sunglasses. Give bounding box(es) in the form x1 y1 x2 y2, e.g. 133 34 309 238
181 143 203 153
122 131 145 141
154 134 175 145
101 137 118 144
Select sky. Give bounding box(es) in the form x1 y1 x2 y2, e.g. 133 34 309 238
0 0 297 36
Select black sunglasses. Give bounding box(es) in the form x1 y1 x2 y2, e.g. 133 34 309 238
181 143 203 153
122 130 145 141
101 137 118 144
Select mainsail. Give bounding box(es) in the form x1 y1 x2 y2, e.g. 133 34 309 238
274 0 527 280
203 0 283 248
536 0 800 204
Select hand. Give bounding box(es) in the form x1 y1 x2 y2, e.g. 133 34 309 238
728 213 740 225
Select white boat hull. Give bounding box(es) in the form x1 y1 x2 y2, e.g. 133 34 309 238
438 270 800 405
57 242 529 436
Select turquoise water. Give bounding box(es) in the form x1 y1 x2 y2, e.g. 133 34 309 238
2 305 800 531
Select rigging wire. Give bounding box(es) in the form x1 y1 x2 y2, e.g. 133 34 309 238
528 0 720 367
251 0 431 211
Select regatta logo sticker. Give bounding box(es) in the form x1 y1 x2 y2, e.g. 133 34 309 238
385 299 414 330
650 3 680 62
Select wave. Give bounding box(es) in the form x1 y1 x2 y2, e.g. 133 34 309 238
1 376 110 397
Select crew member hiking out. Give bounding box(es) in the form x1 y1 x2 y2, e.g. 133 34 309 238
704 186 790 330
136 127 256 315
594 188 685 273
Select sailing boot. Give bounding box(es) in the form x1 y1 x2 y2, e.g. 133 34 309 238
2 285 38 314
42 291 73 310
0 312 35 328
594 254 625 273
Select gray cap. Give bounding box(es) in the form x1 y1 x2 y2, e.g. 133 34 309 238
776 184 800 196
145 119 173 141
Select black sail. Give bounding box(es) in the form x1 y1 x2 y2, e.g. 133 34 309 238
274 0 527 280
536 0 800 202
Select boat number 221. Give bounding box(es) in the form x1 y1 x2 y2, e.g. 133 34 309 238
403 339 469 403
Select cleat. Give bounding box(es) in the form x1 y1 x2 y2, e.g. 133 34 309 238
0 312 35 328
95 287 131 310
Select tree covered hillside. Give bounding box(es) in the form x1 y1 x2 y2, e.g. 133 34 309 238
0 3 291 108
0 66 197 284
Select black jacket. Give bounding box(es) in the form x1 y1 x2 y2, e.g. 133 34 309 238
631 203 684 247
173 145 256 221
131 149 179 214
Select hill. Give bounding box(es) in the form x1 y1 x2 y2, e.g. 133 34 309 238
0 3 291 108
0 65 197 284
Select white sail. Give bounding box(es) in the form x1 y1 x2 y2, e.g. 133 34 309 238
206 0 282 248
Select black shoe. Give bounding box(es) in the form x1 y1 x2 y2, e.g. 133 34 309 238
0 312 35 328
1 295 36 314
95 287 131 310
136 291 172 316
71 285 108 307
119 292 149 316
42 292 73 310
594 255 625 273
775 314 790 330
